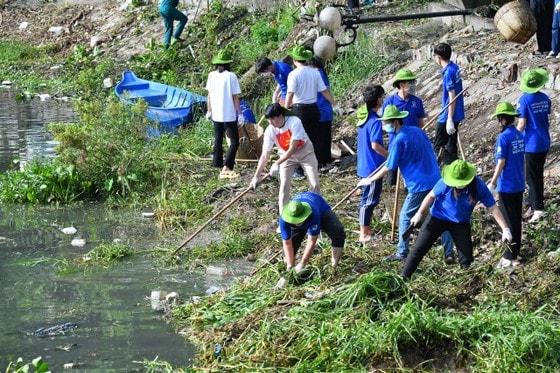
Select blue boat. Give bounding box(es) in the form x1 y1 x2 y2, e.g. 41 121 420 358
115 70 207 133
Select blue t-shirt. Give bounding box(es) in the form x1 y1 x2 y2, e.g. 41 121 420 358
430 177 496 223
316 69 334 122
386 126 440 193
382 93 426 127
279 192 331 239
437 62 465 123
495 126 525 193
517 91 551 152
239 100 256 124
356 110 385 177
273 61 293 100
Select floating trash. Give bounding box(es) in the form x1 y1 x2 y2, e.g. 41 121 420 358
61 227 77 235
71 238 86 247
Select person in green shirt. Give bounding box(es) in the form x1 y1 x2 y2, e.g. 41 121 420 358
159 0 187 49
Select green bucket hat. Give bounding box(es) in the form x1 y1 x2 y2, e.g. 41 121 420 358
490 102 520 119
392 68 417 88
288 45 313 62
380 104 408 121
520 68 548 93
212 50 234 64
356 104 369 127
442 159 477 188
281 201 312 225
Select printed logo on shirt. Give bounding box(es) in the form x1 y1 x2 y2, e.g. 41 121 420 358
276 129 304 151
512 138 524 154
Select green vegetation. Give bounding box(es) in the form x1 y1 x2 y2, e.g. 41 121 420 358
2 0 560 371
5 356 50 373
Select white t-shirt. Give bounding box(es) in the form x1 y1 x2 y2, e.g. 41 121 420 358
286 66 327 104
262 116 309 154
205 70 241 122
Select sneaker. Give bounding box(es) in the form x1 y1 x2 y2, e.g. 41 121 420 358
444 255 456 265
293 170 305 179
218 171 240 179
546 51 557 59
496 258 523 268
384 253 406 262
522 207 533 219
528 210 545 223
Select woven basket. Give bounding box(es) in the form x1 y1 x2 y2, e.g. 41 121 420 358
226 123 263 160
494 0 537 45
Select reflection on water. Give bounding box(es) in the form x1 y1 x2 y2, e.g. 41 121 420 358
0 89 75 172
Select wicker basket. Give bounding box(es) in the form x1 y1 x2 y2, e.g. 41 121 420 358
494 0 537 45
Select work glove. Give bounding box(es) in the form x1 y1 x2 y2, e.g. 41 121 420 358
250 176 259 190
237 116 245 127
269 163 280 177
410 212 422 227
205 111 212 121
502 227 512 242
486 182 497 196
272 93 278 104
357 177 372 187
333 105 344 116
446 117 456 135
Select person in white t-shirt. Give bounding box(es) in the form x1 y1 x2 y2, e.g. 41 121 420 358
284 46 342 175
205 50 245 179
250 103 320 213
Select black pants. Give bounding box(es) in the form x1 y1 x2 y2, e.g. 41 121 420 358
315 120 332 167
212 121 239 170
498 191 523 260
525 151 547 211
291 103 322 167
290 210 346 255
434 121 459 166
402 215 472 278
530 0 554 52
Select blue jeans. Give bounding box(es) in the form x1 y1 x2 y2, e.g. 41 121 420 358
553 2 560 53
397 190 454 257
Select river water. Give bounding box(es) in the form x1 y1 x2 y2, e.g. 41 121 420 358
0 90 245 371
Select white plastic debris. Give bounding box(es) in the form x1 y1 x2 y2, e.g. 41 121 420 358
19 22 29 30
71 238 86 247
90 35 101 48
38 94 51 101
141 212 155 218
61 227 77 235
103 78 113 88
150 290 168 311
1 81 12 86
206 266 229 276
48 26 68 34
205 286 221 295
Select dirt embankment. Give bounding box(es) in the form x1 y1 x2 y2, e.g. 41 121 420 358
2 1 559 178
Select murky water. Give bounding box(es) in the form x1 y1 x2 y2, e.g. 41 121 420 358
0 90 248 371
0 89 73 172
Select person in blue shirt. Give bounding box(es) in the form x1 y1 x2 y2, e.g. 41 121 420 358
382 68 427 144
487 102 525 268
356 85 387 244
358 105 454 262
516 68 552 223
433 43 465 166
279 192 345 272
158 0 188 49
401 160 512 279
255 57 293 106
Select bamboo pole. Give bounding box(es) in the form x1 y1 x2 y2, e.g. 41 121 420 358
390 169 401 242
